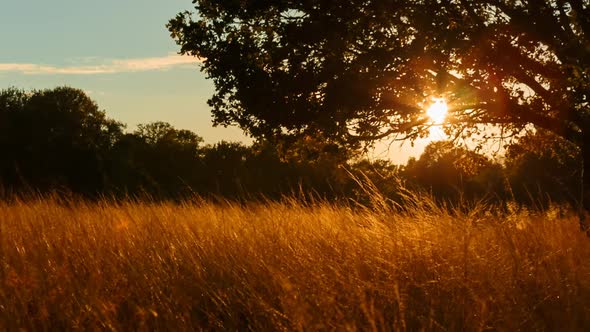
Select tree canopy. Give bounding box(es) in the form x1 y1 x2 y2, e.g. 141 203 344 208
169 0 589 143
404 141 505 202
168 0 590 208
505 130 582 206
0 87 123 193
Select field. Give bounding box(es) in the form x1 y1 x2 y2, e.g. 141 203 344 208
0 195 589 331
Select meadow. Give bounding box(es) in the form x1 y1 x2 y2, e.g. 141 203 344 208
0 194 589 331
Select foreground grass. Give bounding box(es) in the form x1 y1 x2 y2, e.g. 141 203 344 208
0 197 589 331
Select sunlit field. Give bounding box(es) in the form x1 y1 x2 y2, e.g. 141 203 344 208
1 195 589 331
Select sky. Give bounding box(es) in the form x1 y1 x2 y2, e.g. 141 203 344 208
0 0 432 164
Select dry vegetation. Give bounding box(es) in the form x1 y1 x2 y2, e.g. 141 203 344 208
0 194 589 331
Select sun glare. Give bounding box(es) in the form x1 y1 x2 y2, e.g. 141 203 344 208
426 98 448 125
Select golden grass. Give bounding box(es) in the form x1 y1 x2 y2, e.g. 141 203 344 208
0 196 589 331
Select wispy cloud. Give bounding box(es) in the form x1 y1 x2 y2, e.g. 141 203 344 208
0 53 200 75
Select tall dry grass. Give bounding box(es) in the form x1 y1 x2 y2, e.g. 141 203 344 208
0 195 589 331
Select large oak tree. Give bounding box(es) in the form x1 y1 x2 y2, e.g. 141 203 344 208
168 1 590 208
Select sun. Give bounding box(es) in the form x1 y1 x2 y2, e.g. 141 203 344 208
426 98 448 125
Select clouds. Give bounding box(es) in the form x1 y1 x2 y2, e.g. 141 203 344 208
0 54 200 75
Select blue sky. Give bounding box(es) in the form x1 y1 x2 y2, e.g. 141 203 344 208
0 0 430 164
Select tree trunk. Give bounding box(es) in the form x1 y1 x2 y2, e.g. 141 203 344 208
581 142 590 235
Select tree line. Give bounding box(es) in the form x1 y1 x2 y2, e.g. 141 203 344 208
0 86 582 207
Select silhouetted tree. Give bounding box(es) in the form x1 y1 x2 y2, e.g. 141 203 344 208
346 159 403 204
273 134 353 197
403 141 505 203
236 141 305 198
505 130 582 207
108 122 204 197
0 87 123 195
8 84 587 207
169 1 590 211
